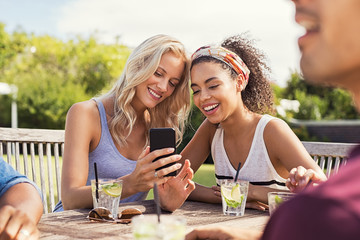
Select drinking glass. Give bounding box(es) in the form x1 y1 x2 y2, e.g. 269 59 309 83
91 178 123 219
132 215 186 240
268 191 294 215
220 179 249 216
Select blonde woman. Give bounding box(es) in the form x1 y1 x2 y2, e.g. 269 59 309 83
54 35 195 212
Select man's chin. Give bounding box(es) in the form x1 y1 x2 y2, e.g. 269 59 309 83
302 73 336 88
302 67 351 89
300 63 335 87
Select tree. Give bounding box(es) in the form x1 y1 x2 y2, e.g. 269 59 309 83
279 72 358 120
0 24 130 129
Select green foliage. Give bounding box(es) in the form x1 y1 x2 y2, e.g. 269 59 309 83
271 83 283 106
178 103 205 153
0 95 11 127
0 23 130 129
281 72 358 120
0 24 28 70
274 72 359 141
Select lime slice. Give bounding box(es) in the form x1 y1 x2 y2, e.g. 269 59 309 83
231 184 241 202
221 184 243 208
221 186 232 200
134 223 157 239
275 195 283 205
166 224 186 240
102 183 122 197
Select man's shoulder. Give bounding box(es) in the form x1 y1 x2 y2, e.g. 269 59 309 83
0 158 25 182
0 158 39 198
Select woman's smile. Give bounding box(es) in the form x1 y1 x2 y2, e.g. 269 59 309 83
148 87 162 100
202 103 220 115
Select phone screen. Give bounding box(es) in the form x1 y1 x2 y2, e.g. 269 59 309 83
150 128 176 177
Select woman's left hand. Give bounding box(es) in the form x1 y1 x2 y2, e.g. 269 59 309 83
286 166 327 193
158 160 195 212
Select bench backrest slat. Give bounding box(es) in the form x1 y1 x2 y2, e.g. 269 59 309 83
302 141 357 177
0 127 65 214
0 127 64 143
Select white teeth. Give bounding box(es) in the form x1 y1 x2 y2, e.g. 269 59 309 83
299 20 319 31
149 88 161 98
204 104 219 112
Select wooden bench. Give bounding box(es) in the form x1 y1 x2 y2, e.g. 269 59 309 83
302 141 358 178
0 127 64 213
0 127 358 213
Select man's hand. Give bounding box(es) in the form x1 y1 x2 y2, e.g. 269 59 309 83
0 205 40 240
186 226 262 240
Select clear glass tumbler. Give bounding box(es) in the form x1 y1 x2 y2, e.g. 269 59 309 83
91 178 123 219
220 179 249 216
132 214 186 240
268 191 294 215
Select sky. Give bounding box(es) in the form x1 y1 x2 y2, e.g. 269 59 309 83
0 0 302 87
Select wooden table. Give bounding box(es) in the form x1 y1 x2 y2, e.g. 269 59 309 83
39 200 269 239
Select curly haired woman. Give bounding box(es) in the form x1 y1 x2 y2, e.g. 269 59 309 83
180 34 326 210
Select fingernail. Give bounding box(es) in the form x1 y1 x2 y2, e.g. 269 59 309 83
167 148 175 153
175 163 182 169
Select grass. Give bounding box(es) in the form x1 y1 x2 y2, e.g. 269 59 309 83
193 164 216 187
146 164 216 200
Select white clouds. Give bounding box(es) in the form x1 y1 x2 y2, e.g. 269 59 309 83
57 0 302 86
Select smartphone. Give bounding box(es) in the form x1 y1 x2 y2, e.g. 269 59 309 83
150 128 176 177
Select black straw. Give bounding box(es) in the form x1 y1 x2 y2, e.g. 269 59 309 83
94 162 99 203
153 183 161 223
234 162 241 182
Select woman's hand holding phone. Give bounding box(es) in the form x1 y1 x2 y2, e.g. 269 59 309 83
150 128 177 177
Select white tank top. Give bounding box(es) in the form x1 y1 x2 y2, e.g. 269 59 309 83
212 114 288 190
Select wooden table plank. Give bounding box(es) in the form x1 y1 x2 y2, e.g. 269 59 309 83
39 200 269 239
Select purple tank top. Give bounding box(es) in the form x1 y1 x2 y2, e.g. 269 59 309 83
87 99 148 202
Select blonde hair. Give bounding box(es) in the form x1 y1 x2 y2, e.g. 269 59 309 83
102 34 190 147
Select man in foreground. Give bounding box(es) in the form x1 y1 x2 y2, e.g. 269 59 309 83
0 157 43 239
186 0 360 239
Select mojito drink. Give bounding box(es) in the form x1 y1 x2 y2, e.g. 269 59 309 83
220 179 249 216
91 179 122 219
132 215 186 240
268 192 294 215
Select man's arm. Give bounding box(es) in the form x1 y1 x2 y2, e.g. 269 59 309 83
186 226 262 240
0 182 43 239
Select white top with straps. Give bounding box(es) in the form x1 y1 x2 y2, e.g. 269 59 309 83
211 114 288 190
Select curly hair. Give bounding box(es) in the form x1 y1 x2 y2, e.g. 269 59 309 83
191 34 274 114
